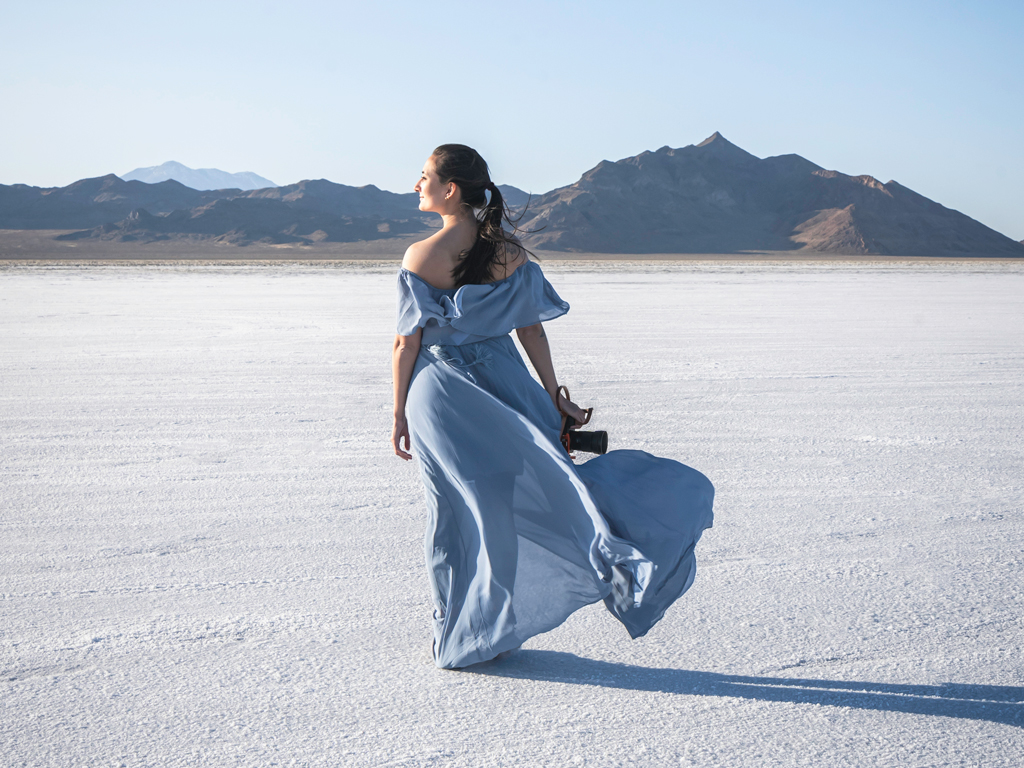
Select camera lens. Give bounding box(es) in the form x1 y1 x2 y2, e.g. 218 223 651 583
567 430 608 455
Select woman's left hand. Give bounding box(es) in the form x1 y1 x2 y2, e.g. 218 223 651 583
392 415 412 460
555 391 589 426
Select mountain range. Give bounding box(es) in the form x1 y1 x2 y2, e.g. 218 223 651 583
121 161 277 191
1 135 1020 256
0 175 422 245
0 174 530 246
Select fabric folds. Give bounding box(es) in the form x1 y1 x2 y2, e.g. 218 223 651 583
397 261 714 669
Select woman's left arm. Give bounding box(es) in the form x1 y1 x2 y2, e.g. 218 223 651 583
516 323 588 422
392 328 422 460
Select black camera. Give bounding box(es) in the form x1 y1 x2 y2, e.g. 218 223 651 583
560 414 609 455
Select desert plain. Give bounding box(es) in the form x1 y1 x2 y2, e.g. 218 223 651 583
2 256 1022 766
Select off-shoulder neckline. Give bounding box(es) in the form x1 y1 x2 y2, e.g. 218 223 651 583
400 260 536 292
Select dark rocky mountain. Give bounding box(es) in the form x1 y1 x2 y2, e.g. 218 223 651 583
498 185 533 208
0 174 428 229
0 175 226 229
517 133 1024 256
0 175 438 245
57 199 427 246
238 179 424 220
1 174 533 245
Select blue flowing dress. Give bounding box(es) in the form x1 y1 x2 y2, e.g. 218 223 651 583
397 261 714 669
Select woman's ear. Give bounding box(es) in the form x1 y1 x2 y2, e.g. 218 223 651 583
444 183 456 201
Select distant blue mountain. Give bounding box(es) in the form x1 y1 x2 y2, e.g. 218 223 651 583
121 161 277 191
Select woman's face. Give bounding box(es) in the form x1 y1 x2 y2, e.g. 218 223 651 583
414 157 453 213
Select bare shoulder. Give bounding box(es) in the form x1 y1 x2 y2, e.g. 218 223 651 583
402 233 457 289
400 238 430 272
490 238 530 282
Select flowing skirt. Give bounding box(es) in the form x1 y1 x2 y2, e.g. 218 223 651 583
406 334 714 669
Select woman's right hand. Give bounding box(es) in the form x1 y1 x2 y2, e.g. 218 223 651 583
392 415 412 460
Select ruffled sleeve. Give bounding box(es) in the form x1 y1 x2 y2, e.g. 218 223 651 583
396 269 446 336
396 261 570 339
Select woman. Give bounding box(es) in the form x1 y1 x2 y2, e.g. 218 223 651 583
392 144 714 669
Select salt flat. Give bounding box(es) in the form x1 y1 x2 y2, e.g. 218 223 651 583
2 261 1022 767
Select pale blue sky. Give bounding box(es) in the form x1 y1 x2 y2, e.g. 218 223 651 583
2 0 1021 239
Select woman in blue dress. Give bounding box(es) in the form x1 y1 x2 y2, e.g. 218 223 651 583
391 144 714 669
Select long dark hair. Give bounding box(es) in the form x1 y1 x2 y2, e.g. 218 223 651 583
430 144 531 286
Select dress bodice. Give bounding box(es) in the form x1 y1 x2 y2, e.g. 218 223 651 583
396 260 570 345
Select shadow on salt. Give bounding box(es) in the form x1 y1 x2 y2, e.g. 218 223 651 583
472 650 1024 727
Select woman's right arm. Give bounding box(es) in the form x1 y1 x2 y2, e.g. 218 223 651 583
392 328 422 460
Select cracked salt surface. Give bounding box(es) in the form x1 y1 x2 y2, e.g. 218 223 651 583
2 261 1022 766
